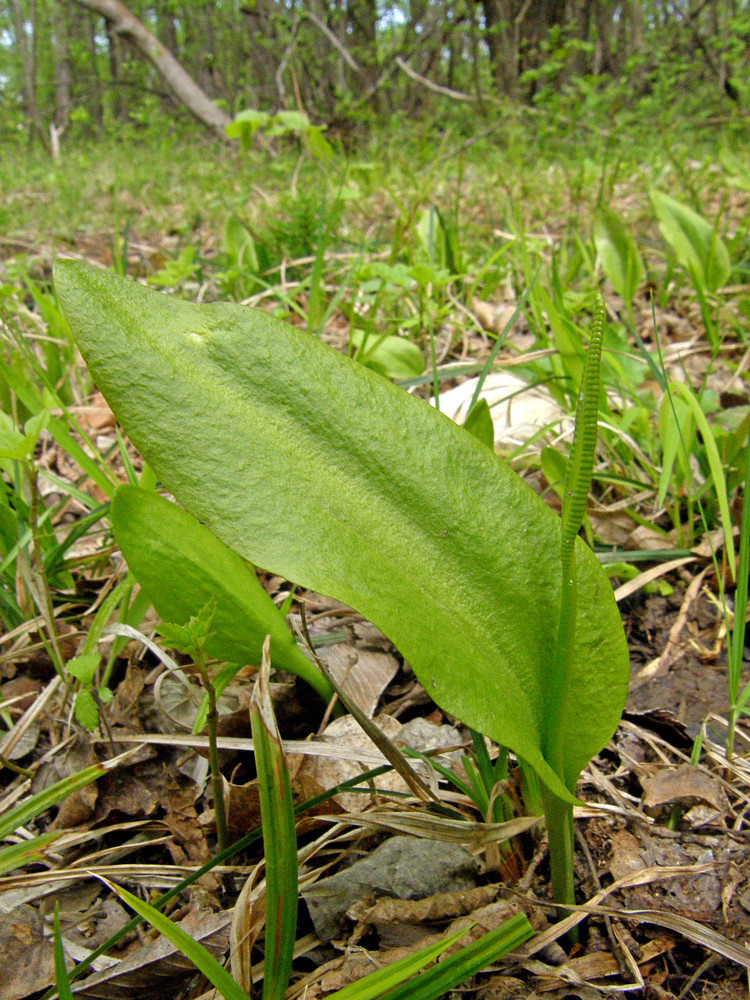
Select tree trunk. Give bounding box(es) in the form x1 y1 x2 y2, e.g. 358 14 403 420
72 0 231 139
52 0 72 127
11 0 46 141
479 0 519 99
346 0 379 106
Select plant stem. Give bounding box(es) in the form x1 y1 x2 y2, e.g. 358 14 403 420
540 785 575 918
193 651 228 855
726 430 750 759
26 464 66 678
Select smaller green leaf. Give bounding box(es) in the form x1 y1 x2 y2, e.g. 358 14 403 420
73 689 100 731
224 215 259 274
226 108 271 150
270 110 311 134
24 409 50 441
650 190 731 294
159 597 216 657
540 445 567 499
350 330 424 381
99 686 114 704
594 208 644 306
156 620 193 652
66 653 100 687
669 381 737 579
462 399 495 449
111 487 332 702
100 876 251 1000
0 409 51 461
0 425 27 460
304 126 336 162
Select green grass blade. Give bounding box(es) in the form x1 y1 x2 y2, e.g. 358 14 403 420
330 926 473 1000
54 904 74 1000
98 875 251 1000
0 363 117 499
376 913 533 1000
0 751 132 839
0 831 60 877
727 432 750 751
250 639 298 1000
670 382 736 580
468 274 537 412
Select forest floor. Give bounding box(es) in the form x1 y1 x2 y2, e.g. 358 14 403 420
1 125 749 1000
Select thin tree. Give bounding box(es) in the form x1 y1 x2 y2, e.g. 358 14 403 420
71 0 231 139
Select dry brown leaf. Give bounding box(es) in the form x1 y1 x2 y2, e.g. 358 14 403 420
230 865 265 993
226 779 262 841
641 763 730 822
0 905 63 1000
108 664 147 729
587 509 641 548
162 772 212 867
73 906 233 998
292 714 410 813
316 643 399 718
529 936 674 992
356 883 498 927
351 885 500 948
69 391 117 432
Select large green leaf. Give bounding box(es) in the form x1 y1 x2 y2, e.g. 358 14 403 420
110 486 333 701
650 189 731 294
54 260 629 801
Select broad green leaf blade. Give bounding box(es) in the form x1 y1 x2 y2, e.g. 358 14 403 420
250 642 298 1000
110 486 332 701
593 208 644 306
100 877 251 1000
54 261 630 801
650 190 730 294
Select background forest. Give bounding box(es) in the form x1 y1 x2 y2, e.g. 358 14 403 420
1 0 749 143
2 3 750 1000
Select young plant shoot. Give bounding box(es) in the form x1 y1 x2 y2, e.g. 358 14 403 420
54 260 630 907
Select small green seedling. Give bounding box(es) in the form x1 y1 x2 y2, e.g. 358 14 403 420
54 260 630 908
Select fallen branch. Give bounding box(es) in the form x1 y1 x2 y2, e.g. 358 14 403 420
395 56 477 101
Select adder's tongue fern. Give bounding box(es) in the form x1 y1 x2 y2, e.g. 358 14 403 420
542 293 606 919
549 292 606 768
560 293 606 576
